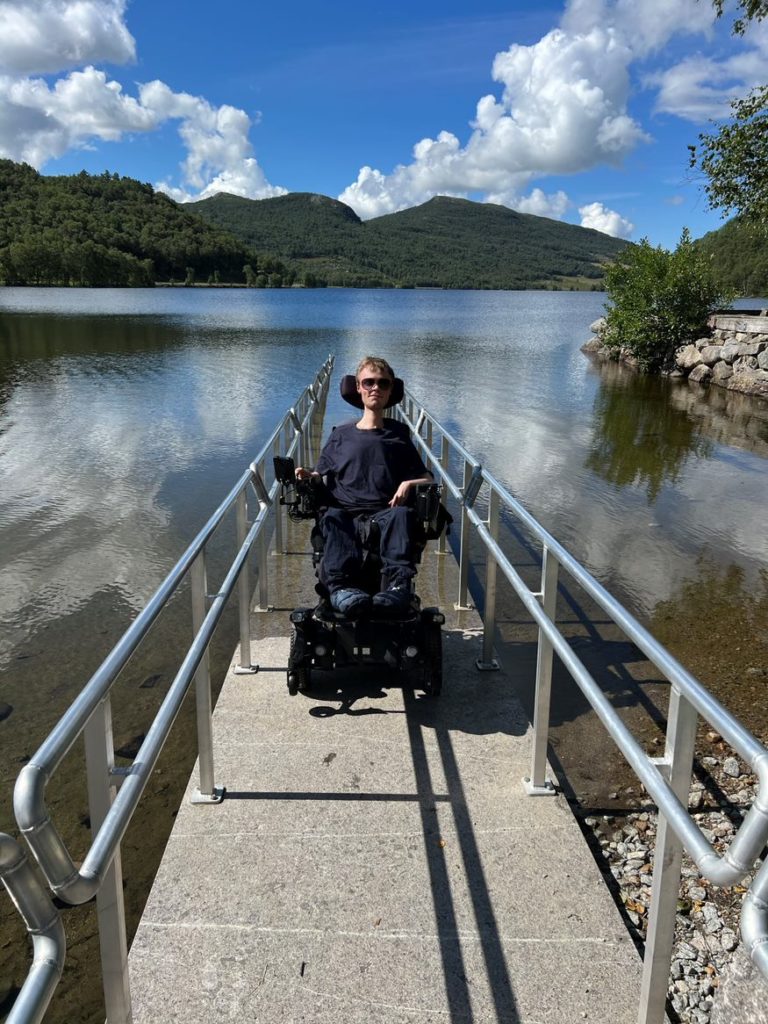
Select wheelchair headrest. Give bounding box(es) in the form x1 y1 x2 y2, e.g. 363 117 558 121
340 374 404 408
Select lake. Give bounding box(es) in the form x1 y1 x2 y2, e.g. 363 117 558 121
1 285 767 1020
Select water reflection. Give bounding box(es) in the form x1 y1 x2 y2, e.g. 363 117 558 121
650 557 768 740
586 361 712 502
1 287 768 1023
0 313 340 666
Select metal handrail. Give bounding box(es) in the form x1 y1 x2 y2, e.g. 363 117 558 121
0 833 65 1024
397 388 768 1020
11 356 333 1023
9 368 765 1024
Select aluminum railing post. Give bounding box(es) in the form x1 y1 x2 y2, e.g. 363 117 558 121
83 698 131 1024
251 465 272 613
234 490 255 673
456 459 473 610
438 436 449 555
477 487 501 671
272 436 284 554
258 522 270 610
304 399 313 461
299 420 307 469
190 550 222 803
638 688 697 1024
524 547 559 795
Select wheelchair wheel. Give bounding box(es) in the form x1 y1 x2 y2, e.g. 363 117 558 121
288 631 311 695
423 621 443 697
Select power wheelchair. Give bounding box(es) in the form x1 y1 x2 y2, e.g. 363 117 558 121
274 375 449 698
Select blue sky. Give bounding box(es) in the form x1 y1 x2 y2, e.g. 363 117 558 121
0 0 765 245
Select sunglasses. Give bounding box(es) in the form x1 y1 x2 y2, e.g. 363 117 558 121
359 377 393 391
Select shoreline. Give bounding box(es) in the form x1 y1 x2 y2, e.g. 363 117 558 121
582 312 768 402
576 738 764 1024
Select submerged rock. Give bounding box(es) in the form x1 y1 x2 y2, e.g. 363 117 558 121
689 364 713 384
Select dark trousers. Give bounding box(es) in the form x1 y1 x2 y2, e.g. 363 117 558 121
319 506 416 593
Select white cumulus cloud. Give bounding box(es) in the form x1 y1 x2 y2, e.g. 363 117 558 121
650 33 768 122
0 0 135 74
486 187 571 219
0 0 284 201
339 0 722 222
579 200 634 237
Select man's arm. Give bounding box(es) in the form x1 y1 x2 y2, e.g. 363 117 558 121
389 471 434 507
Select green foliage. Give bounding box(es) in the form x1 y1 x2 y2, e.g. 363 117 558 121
586 364 711 502
712 0 768 34
690 2 768 231
694 215 768 294
603 229 732 371
689 85 768 233
187 192 629 290
0 160 285 287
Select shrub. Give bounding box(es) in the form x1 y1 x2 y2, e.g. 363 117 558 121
603 229 732 371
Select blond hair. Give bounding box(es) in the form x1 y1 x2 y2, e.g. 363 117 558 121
356 355 395 381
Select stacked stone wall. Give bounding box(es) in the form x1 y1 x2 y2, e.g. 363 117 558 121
582 313 768 401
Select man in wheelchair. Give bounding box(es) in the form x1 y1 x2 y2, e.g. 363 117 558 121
278 356 447 696
296 356 434 617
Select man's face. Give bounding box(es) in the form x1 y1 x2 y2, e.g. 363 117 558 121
356 364 393 410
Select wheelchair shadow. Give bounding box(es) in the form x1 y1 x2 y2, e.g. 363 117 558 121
291 628 529 1022
300 629 530 738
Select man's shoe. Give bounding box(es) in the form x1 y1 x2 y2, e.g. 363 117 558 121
372 584 411 615
329 587 372 617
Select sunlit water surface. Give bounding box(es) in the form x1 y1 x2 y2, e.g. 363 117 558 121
1 286 767 1018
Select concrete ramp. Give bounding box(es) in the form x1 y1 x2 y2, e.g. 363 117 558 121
128 602 642 1020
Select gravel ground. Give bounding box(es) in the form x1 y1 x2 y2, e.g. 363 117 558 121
579 737 763 1023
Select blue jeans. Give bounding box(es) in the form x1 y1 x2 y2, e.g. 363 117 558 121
319 506 416 592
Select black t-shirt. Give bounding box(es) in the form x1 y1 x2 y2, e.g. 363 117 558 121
315 418 429 513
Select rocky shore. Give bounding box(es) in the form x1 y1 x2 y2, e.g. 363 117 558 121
577 743 766 1023
582 312 768 401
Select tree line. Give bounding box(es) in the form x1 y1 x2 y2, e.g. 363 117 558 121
0 161 304 288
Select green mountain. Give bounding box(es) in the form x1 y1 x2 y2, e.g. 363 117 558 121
186 192 628 289
695 216 768 297
0 160 264 286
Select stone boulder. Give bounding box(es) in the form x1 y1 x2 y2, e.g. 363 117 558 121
581 337 604 354
589 317 607 335
734 355 759 372
694 337 714 350
676 344 703 371
689 363 713 384
726 370 768 399
712 361 734 383
700 345 723 366
711 946 768 1024
721 343 740 365
758 349 768 371
735 341 766 357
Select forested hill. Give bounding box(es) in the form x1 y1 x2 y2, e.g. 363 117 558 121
186 192 629 289
0 160 261 286
0 158 628 290
694 216 768 296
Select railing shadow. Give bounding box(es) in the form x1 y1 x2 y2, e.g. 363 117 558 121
266 630 526 1023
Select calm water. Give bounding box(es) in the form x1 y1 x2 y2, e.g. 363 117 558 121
1 286 768 1017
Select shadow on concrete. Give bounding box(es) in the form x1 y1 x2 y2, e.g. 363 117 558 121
231 628 526 1023
403 686 521 1022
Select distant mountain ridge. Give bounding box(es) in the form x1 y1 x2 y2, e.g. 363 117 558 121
186 191 629 289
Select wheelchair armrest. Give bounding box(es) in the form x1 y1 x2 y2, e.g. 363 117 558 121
412 483 452 540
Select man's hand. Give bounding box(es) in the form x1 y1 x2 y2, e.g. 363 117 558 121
295 467 315 481
389 481 413 507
